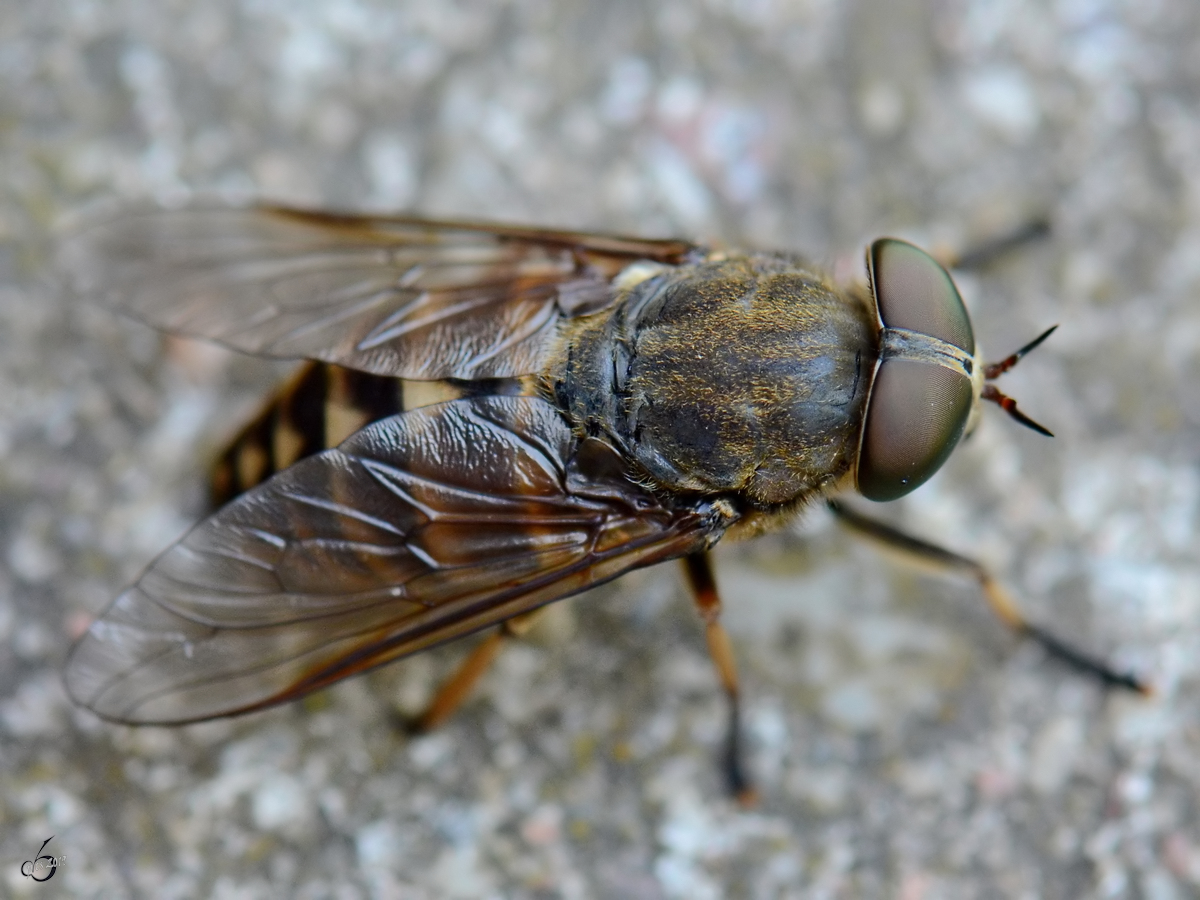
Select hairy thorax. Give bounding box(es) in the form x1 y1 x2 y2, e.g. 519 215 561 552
549 254 879 509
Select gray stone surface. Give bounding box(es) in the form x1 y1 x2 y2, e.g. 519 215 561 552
2 1 1199 897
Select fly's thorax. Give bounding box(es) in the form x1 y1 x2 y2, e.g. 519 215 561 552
551 254 878 508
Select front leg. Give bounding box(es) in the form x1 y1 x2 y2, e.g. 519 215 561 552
828 500 1148 693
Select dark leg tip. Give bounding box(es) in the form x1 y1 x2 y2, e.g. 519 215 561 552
393 711 432 737
723 704 757 805
1025 624 1150 695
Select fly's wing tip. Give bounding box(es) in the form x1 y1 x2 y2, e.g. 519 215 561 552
63 613 140 723
55 209 171 311
61 586 219 725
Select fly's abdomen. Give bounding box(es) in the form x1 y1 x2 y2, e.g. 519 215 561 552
210 364 534 505
211 363 413 505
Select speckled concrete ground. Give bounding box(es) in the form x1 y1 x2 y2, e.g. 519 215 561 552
3 1 1200 897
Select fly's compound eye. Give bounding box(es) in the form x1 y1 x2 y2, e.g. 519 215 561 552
856 359 973 500
857 239 976 501
869 238 974 355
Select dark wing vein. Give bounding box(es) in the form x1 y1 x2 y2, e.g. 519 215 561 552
65 397 723 724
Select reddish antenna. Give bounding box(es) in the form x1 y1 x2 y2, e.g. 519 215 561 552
982 325 1057 437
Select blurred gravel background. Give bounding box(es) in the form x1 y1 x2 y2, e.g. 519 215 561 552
3 1 1200 897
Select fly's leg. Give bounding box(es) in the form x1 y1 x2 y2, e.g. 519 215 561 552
682 551 758 806
932 218 1052 271
827 500 1149 693
405 608 547 734
944 218 1051 270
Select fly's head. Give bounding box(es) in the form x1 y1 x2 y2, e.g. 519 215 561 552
855 237 1055 502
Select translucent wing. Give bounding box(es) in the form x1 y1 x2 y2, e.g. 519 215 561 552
60 205 700 379
65 396 725 724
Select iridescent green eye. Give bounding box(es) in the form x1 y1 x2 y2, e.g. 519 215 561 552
857 239 976 502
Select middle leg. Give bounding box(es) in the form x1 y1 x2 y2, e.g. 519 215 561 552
682 551 758 806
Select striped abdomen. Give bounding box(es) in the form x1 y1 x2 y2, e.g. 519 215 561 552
210 363 469 505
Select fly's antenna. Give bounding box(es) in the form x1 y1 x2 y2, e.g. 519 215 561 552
982 325 1057 437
